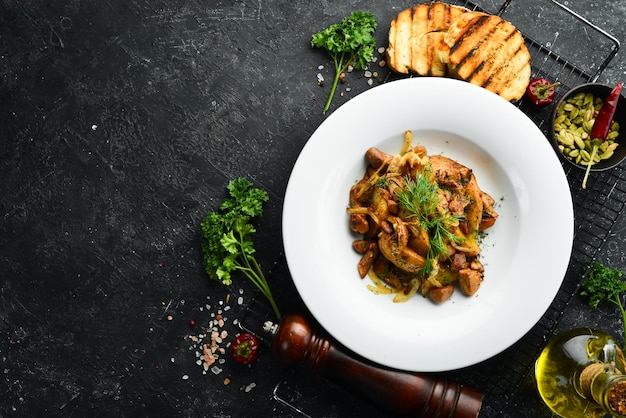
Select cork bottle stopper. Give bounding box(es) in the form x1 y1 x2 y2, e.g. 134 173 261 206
579 362 626 416
579 362 604 400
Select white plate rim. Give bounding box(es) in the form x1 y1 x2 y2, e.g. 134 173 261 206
282 77 574 372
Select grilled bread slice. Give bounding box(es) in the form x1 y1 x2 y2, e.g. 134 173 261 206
443 13 531 101
386 2 531 102
387 2 480 76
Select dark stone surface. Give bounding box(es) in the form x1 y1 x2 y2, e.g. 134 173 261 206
2 1 626 417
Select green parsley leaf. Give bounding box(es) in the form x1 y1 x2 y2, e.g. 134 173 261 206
581 262 626 349
201 178 280 318
311 11 377 114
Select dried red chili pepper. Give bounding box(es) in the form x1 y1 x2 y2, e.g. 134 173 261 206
582 82 623 189
590 82 623 141
231 333 260 364
525 78 560 106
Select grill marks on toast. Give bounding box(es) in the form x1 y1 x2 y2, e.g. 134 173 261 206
445 14 531 101
448 15 505 84
386 2 531 102
447 15 495 76
481 28 529 93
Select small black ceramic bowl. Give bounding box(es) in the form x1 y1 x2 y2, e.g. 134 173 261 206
549 82 626 171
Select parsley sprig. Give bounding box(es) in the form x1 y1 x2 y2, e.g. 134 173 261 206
201 178 281 319
581 262 626 348
395 170 464 276
311 11 377 114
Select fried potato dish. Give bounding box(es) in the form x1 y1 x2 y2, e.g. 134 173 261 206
348 131 499 304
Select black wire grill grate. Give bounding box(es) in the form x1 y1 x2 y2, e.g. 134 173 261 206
436 0 624 414
244 1 624 416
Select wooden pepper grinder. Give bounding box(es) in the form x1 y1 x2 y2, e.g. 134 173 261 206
265 314 482 418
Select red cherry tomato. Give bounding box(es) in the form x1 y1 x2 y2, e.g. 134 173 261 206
526 78 560 106
231 333 260 364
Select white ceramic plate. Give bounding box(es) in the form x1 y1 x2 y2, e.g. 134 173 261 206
282 77 573 372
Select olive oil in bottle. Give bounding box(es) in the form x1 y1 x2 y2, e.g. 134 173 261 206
535 328 626 418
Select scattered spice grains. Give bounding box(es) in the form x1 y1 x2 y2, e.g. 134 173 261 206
182 289 245 381
313 46 386 98
186 299 229 373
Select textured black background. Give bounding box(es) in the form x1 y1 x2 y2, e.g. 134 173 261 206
2 1 626 417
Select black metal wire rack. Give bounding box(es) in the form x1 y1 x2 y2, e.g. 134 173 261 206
437 0 624 414
245 1 625 416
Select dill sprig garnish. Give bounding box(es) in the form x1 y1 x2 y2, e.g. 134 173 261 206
395 168 464 276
